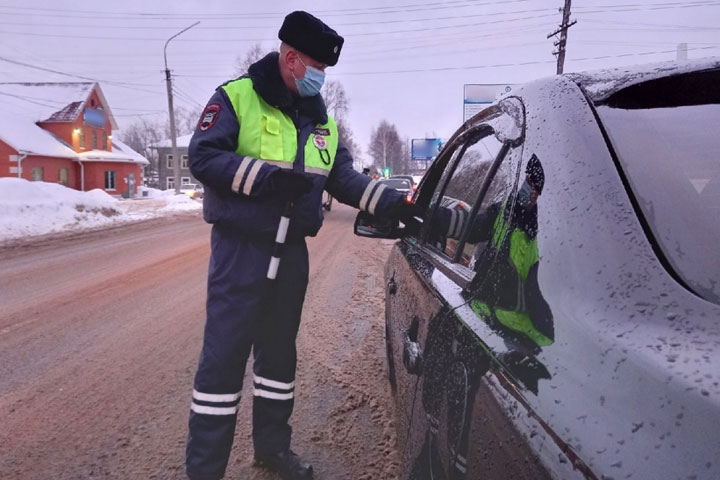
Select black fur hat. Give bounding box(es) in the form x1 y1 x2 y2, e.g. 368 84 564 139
526 154 545 194
278 11 344 66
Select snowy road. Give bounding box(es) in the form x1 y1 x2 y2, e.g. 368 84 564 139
0 204 401 479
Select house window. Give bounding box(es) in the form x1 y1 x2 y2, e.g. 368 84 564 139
31 166 44 181
79 129 85 149
181 155 189 169
181 177 191 185
58 168 69 186
92 130 98 150
105 170 116 190
166 177 175 190
167 154 173 169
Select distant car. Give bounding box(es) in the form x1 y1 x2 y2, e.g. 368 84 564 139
391 175 417 190
355 58 720 479
180 183 203 199
380 177 413 202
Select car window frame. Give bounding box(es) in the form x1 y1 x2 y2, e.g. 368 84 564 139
407 99 526 288
411 134 512 288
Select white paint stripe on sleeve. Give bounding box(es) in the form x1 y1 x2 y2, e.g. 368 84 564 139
190 403 237 416
192 389 241 403
253 374 295 390
454 210 464 238
263 159 293 169
359 180 378 212
448 209 457 237
242 160 264 196
275 216 290 244
253 388 294 401
231 157 252 193
368 184 387 216
304 166 330 177
267 256 280 280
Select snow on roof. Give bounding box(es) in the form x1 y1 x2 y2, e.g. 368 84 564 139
152 133 193 149
0 82 95 122
112 138 150 165
77 148 149 165
567 56 720 103
0 117 77 159
0 82 118 129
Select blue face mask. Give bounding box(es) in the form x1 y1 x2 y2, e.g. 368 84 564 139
517 180 532 207
294 56 325 97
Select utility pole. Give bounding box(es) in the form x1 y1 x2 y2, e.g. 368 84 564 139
164 22 199 194
547 0 576 75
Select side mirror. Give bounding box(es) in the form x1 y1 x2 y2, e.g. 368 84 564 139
353 211 404 239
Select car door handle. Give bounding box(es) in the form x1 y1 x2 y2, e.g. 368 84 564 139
403 330 423 375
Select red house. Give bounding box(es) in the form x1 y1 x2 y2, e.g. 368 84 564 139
0 82 148 196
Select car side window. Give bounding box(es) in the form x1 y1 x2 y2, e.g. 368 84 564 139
466 147 523 271
427 131 504 263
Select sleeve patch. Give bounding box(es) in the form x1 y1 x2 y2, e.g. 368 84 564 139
199 104 220 131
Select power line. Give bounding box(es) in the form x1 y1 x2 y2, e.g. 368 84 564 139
574 1 720 14
0 9 558 42
0 55 163 93
575 0 720 9
331 45 720 76
582 18 720 31
0 0 536 20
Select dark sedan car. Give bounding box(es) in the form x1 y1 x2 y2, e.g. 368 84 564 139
356 58 720 479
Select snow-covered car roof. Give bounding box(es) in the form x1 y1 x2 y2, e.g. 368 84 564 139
566 56 720 103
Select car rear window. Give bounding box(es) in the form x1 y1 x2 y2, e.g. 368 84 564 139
595 70 720 304
380 179 411 189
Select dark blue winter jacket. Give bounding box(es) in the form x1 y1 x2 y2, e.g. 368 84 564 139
189 52 405 241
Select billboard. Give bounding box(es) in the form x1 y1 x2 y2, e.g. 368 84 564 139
411 138 442 161
83 108 106 128
463 84 518 122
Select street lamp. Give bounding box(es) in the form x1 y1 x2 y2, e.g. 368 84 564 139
164 21 199 194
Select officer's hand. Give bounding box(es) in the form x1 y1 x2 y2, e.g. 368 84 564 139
387 201 424 222
387 202 423 236
271 170 314 201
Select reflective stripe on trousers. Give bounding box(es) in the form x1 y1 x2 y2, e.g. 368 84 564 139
186 226 309 480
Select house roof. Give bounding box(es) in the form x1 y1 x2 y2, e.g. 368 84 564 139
77 148 149 165
0 82 119 130
152 133 193 149
0 117 77 159
111 139 150 165
0 81 149 164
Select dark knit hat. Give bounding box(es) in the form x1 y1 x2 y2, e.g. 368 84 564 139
278 11 344 66
526 154 545 194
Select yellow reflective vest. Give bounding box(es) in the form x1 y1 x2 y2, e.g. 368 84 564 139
221 78 338 178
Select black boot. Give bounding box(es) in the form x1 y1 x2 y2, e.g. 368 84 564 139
254 449 313 480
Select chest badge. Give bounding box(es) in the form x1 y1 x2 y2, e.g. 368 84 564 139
313 134 327 151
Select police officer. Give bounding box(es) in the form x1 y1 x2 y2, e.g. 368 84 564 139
185 10 414 480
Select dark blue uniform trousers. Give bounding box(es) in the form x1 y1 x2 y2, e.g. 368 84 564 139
186 225 309 480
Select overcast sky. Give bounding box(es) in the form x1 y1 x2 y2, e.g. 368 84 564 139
1 0 718 166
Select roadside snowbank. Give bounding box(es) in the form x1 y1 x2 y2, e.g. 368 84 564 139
0 178 201 241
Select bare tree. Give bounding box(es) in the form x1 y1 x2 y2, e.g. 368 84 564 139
173 106 202 137
321 80 361 164
368 120 405 175
119 118 165 187
233 43 269 77
337 120 362 166
322 80 348 120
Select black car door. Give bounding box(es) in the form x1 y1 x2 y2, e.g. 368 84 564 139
388 98 551 478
